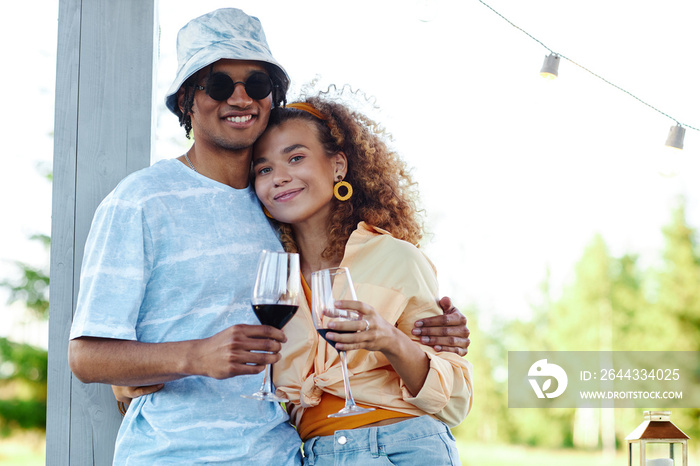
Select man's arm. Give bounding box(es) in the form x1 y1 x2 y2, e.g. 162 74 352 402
69 324 286 386
412 296 471 356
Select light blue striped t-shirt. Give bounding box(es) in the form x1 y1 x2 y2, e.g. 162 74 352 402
70 159 302 465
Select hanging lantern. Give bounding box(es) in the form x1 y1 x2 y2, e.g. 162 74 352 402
626 411 689 466
665 124 685 150
540 53 560 79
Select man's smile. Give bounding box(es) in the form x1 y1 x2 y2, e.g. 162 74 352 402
225 114 253 123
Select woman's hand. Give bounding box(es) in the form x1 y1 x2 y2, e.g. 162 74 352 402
324 300 398 353
412 296 471 356
112 384 164 405
324 300 430 396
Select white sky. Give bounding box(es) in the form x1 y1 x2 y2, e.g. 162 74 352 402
2 0 699 345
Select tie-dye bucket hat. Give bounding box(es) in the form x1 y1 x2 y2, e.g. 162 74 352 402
165 8 289 114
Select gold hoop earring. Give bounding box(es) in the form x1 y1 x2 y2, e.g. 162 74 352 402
334 180 353 201
263 206 274 219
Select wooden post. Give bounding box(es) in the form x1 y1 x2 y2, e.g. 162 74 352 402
47 0 157 463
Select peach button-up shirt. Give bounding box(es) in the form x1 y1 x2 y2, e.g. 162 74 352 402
273 222 473 430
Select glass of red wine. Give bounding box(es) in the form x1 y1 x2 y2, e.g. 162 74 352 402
310 267 375 417
242 250 300 402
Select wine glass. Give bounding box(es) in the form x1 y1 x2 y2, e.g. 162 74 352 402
310 267 375 417
242 250 300 402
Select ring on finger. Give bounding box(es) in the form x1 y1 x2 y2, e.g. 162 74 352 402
362 319 370 332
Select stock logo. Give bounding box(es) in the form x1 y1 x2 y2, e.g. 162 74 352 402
528 359 568 399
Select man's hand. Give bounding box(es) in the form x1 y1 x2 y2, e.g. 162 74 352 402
412 296 471 356
187 324 287 379
112 384 164 406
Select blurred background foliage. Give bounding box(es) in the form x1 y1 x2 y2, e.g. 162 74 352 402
0 233 49 437
453 197 699 452
0 191 697 458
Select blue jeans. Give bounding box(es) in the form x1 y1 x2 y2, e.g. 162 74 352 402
302 415 461 465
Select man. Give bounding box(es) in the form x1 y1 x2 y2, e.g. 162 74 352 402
68 8 469 465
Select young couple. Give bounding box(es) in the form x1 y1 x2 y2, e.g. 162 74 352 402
69 8 472 465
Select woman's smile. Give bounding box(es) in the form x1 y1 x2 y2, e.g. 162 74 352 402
273 187 304 202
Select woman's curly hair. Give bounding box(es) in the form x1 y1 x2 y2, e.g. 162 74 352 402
255 95 424 262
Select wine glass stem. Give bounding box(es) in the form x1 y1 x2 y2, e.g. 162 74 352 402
258 363 271 394
339 351 358 408
267 363 274 394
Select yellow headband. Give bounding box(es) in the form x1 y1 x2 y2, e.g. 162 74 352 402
286 102 326 120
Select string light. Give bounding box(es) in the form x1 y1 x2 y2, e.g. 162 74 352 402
476 0 697 150
665 124 685 150
540 53 560 79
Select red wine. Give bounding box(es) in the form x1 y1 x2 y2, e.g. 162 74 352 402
316 328 355 350
253 304 299 329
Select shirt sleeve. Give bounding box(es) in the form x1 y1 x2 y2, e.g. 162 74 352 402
393 248 474 427
401 349 473 427
69 194 152 341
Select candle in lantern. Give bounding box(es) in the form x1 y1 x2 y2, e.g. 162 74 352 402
646 459 673 466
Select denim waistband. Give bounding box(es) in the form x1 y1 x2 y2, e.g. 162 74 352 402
303 415 450 462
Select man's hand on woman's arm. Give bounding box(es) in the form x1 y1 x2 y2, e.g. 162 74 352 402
412 296 471 356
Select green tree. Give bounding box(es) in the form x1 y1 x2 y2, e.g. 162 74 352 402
0 171 50 435
453 306 509 445
0 233 49 434
653 199 700 351
1 234 50 320
548 235 615 352
649 198 700 443
546 236 650 351
608 253 650 350
0 339 47 436
543 235 654 452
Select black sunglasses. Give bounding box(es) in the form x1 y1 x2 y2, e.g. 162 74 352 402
195 71 274 101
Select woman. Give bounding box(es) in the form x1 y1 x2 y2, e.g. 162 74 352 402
253 95 473 465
